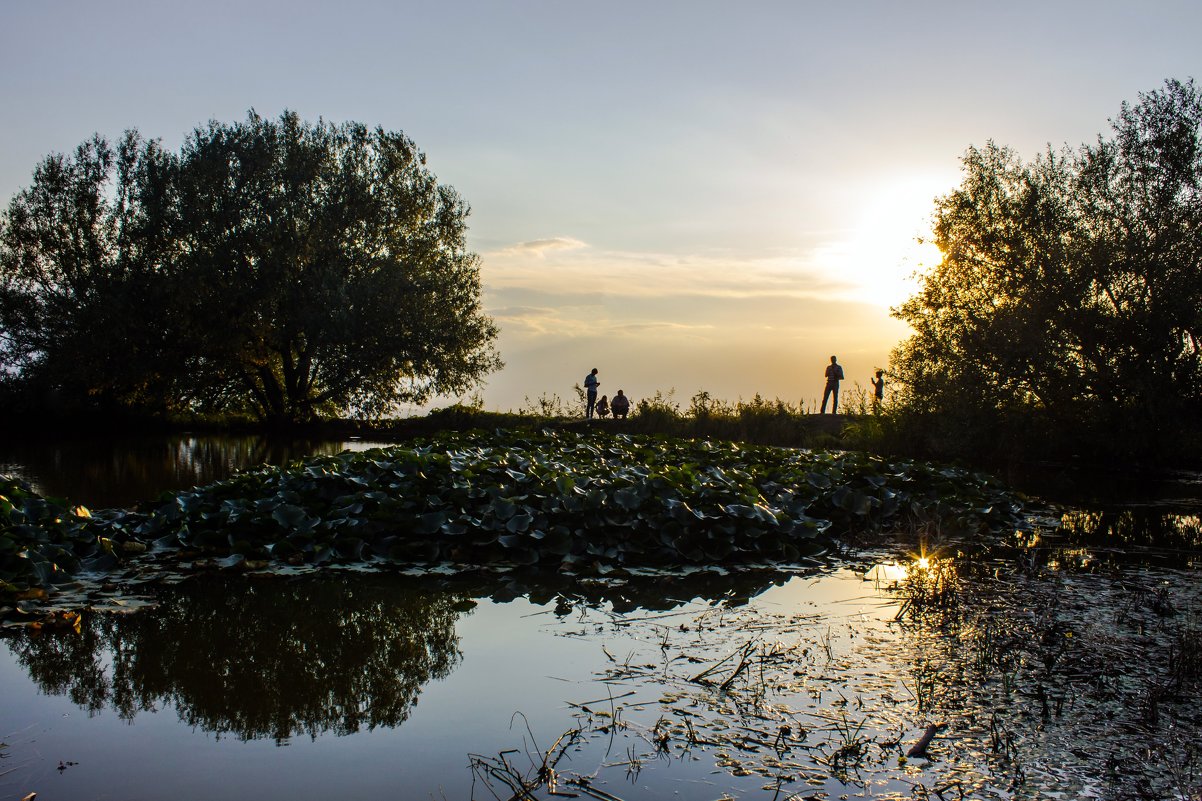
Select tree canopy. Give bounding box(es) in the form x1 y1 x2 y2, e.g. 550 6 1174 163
890 79 1202 461
0 111 501 422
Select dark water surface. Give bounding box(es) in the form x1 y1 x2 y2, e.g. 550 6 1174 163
0 568 883 800
3 435 1202 799
0 433 394 508
5 556 1202 800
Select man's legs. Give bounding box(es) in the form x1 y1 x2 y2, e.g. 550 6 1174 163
587 390 597 418
821 383 840 414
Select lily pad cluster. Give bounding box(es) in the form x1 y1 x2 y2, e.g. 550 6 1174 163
1 478 96 592
3 429 1025 590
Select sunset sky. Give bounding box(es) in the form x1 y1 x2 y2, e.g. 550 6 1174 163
3 1 1201 413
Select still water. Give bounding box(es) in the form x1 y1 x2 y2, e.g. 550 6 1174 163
0 433 393 508
4 556 1202 800
2 435 1202 799
1 568 896 800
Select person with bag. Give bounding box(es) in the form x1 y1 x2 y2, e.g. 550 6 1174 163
583 368 600 418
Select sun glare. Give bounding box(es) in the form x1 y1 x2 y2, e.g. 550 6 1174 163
821 176 950 308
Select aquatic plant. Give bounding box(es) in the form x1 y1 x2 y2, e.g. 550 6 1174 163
0 478 96 591
1 429 1025 596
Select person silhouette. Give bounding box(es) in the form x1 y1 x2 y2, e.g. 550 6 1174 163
596 394 610 418
870 369 885 413
820 355 844 414
610 389 630 419
583 368 600 419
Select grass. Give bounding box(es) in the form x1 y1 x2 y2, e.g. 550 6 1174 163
0 386 883 455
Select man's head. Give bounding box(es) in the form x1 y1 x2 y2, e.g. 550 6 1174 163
591 368 598 375
830 355 838 364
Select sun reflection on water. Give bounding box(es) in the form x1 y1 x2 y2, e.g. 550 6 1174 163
865 551 949 588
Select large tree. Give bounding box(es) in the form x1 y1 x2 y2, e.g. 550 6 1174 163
891 79 1202 459
0 111 501 422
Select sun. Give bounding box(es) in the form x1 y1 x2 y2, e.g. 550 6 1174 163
822 175 952 309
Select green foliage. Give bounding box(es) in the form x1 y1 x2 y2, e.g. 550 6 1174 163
891 79 1202 462
0 111 501 423
1 430 1025 593
615 390 830 446
0 477 99 590
520 391 574 418
633 388 683 427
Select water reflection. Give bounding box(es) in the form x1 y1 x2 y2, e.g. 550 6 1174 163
6 557 1199 799
6 574 465 743
1010 462 1202 511
1058 509 1202 548
489 567 806 613
0 435 386 508
3 569 809 746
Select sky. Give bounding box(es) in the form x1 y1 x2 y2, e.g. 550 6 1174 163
3 1 1201 414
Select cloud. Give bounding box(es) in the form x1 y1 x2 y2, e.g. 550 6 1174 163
475 237 915 413
486 302 589 337
482 243 860 303
607 320 715 334
485 280 907 350
501 237 588 256
489 305 559 319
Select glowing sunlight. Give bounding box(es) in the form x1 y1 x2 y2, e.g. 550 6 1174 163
820 177 949 309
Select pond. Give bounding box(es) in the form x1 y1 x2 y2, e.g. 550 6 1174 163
2 435 1202 799
1 566 864 800
0 433 393 508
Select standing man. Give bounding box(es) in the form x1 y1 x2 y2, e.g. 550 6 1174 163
584 367 600 419
821 355 844 414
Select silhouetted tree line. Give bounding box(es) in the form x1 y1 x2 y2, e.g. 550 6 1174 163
889 79 1202 464
0 111 500 424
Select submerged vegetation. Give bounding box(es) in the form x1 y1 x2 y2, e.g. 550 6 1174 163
487 548 1202 800
0 428 1024 605
6 526 1202 798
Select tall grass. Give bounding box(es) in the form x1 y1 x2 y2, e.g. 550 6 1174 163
497 388 872 449
360 387 916 456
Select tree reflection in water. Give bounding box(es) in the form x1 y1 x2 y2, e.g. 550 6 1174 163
5 568 807 746
0 435 367 508
1053 510 1202 552
6 575 465 743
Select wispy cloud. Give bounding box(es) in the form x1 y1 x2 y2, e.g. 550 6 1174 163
501 237 588 256
483 240 858 302
610 321 715 334
487 302 591 337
